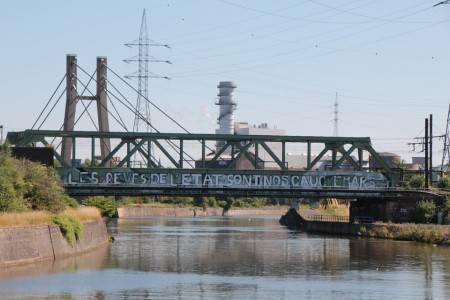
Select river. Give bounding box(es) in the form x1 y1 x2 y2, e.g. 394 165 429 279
0 216 449 299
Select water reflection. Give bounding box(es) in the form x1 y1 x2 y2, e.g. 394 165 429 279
0 243 109 280
0 217 449 300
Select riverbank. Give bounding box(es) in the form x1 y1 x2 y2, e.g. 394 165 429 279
117 205 288 218
0 218 109 267
280 208 450 246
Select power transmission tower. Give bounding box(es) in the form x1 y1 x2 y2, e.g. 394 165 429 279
124 9 171 133
441 103 450 171
124 9 171 166
333 92 339 137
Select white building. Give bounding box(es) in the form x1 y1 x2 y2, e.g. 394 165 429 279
234 122 285 169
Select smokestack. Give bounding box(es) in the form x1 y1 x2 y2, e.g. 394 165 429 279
215 81 237 152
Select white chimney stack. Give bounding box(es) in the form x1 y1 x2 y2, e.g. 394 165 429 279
215 81 236 152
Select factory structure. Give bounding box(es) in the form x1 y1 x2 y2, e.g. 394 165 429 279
198 81 430 173
198 81 345 170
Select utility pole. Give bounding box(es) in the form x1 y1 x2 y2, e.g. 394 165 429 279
429 114 433 184
0 125 3 144
441 103 450 171
425 118 429 189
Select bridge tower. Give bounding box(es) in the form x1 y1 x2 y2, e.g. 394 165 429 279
61 55 111 164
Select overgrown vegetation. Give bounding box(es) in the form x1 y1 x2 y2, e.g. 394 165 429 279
51 215 83 246
115 195 289 210
0 144 77 213
366 223 449 245
407 175 425 189
0 145 103 246
84 196 118 218
0 207 100 227
437 176 450 189
415 200 436 223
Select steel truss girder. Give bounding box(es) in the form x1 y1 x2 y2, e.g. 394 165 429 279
6 129 394 182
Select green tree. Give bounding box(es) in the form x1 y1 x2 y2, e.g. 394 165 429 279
415 200 436 223
408 175 425 189
437 176 450 189
20 160 67 213
0 146 26 212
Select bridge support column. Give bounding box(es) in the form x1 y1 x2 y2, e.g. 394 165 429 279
96 57 111 164
61 54 77 163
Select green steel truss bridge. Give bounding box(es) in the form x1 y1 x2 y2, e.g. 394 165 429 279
5 54 439 201
7 129 439 200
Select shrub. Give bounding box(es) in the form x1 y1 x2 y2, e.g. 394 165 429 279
415 200 436 223
20 160 68 213
442 195 450 218
0 146 75 213
0 146 26 212
437 177 450 189
84 196 117 218
62 195 80 208
408 175 425 189
194 197 207 209
159 196 194 207
52 215 83 246
218 197 234 211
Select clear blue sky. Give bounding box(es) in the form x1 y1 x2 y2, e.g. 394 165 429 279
1 0 450 162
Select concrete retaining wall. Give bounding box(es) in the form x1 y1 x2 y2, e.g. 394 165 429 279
118 206 288 218
0 219 108 267
224 207 288 217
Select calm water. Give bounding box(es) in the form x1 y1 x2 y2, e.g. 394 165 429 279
0 216 449 300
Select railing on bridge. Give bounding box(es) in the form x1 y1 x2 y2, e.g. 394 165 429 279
303 214 350 223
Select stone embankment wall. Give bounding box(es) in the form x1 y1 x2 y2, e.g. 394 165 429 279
117 206 288 218
0 219 108 267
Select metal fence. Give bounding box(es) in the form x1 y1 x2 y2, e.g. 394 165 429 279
303 214 350 223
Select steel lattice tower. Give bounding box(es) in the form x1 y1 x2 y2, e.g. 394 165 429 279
333 92 339 137
124 9 170 166
124 9 171 133
441 103 450 171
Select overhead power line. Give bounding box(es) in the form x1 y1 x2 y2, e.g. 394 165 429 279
434 1 450 7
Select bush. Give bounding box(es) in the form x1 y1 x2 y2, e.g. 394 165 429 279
408 175 425 189
20 160 67 213
0 146 26 212
437 177 450 189
415 200 436 223
159 196 194 207
0 146 76 213
52 215 83 246
218 197 234 211
442 195 450 218
84 196 117 218
62 195 80 208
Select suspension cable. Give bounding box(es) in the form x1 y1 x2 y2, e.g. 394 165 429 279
37 88 66 130
32 74 66 129
106 86 195 167
109 67 225 157
106 66 192 133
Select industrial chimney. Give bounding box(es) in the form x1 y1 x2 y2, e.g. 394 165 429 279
215 81 237 153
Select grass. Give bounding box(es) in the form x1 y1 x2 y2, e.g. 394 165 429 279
0 210 52 227
52 215 83 246
0 206 101 228
366 223 450 245
62 207 101 222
